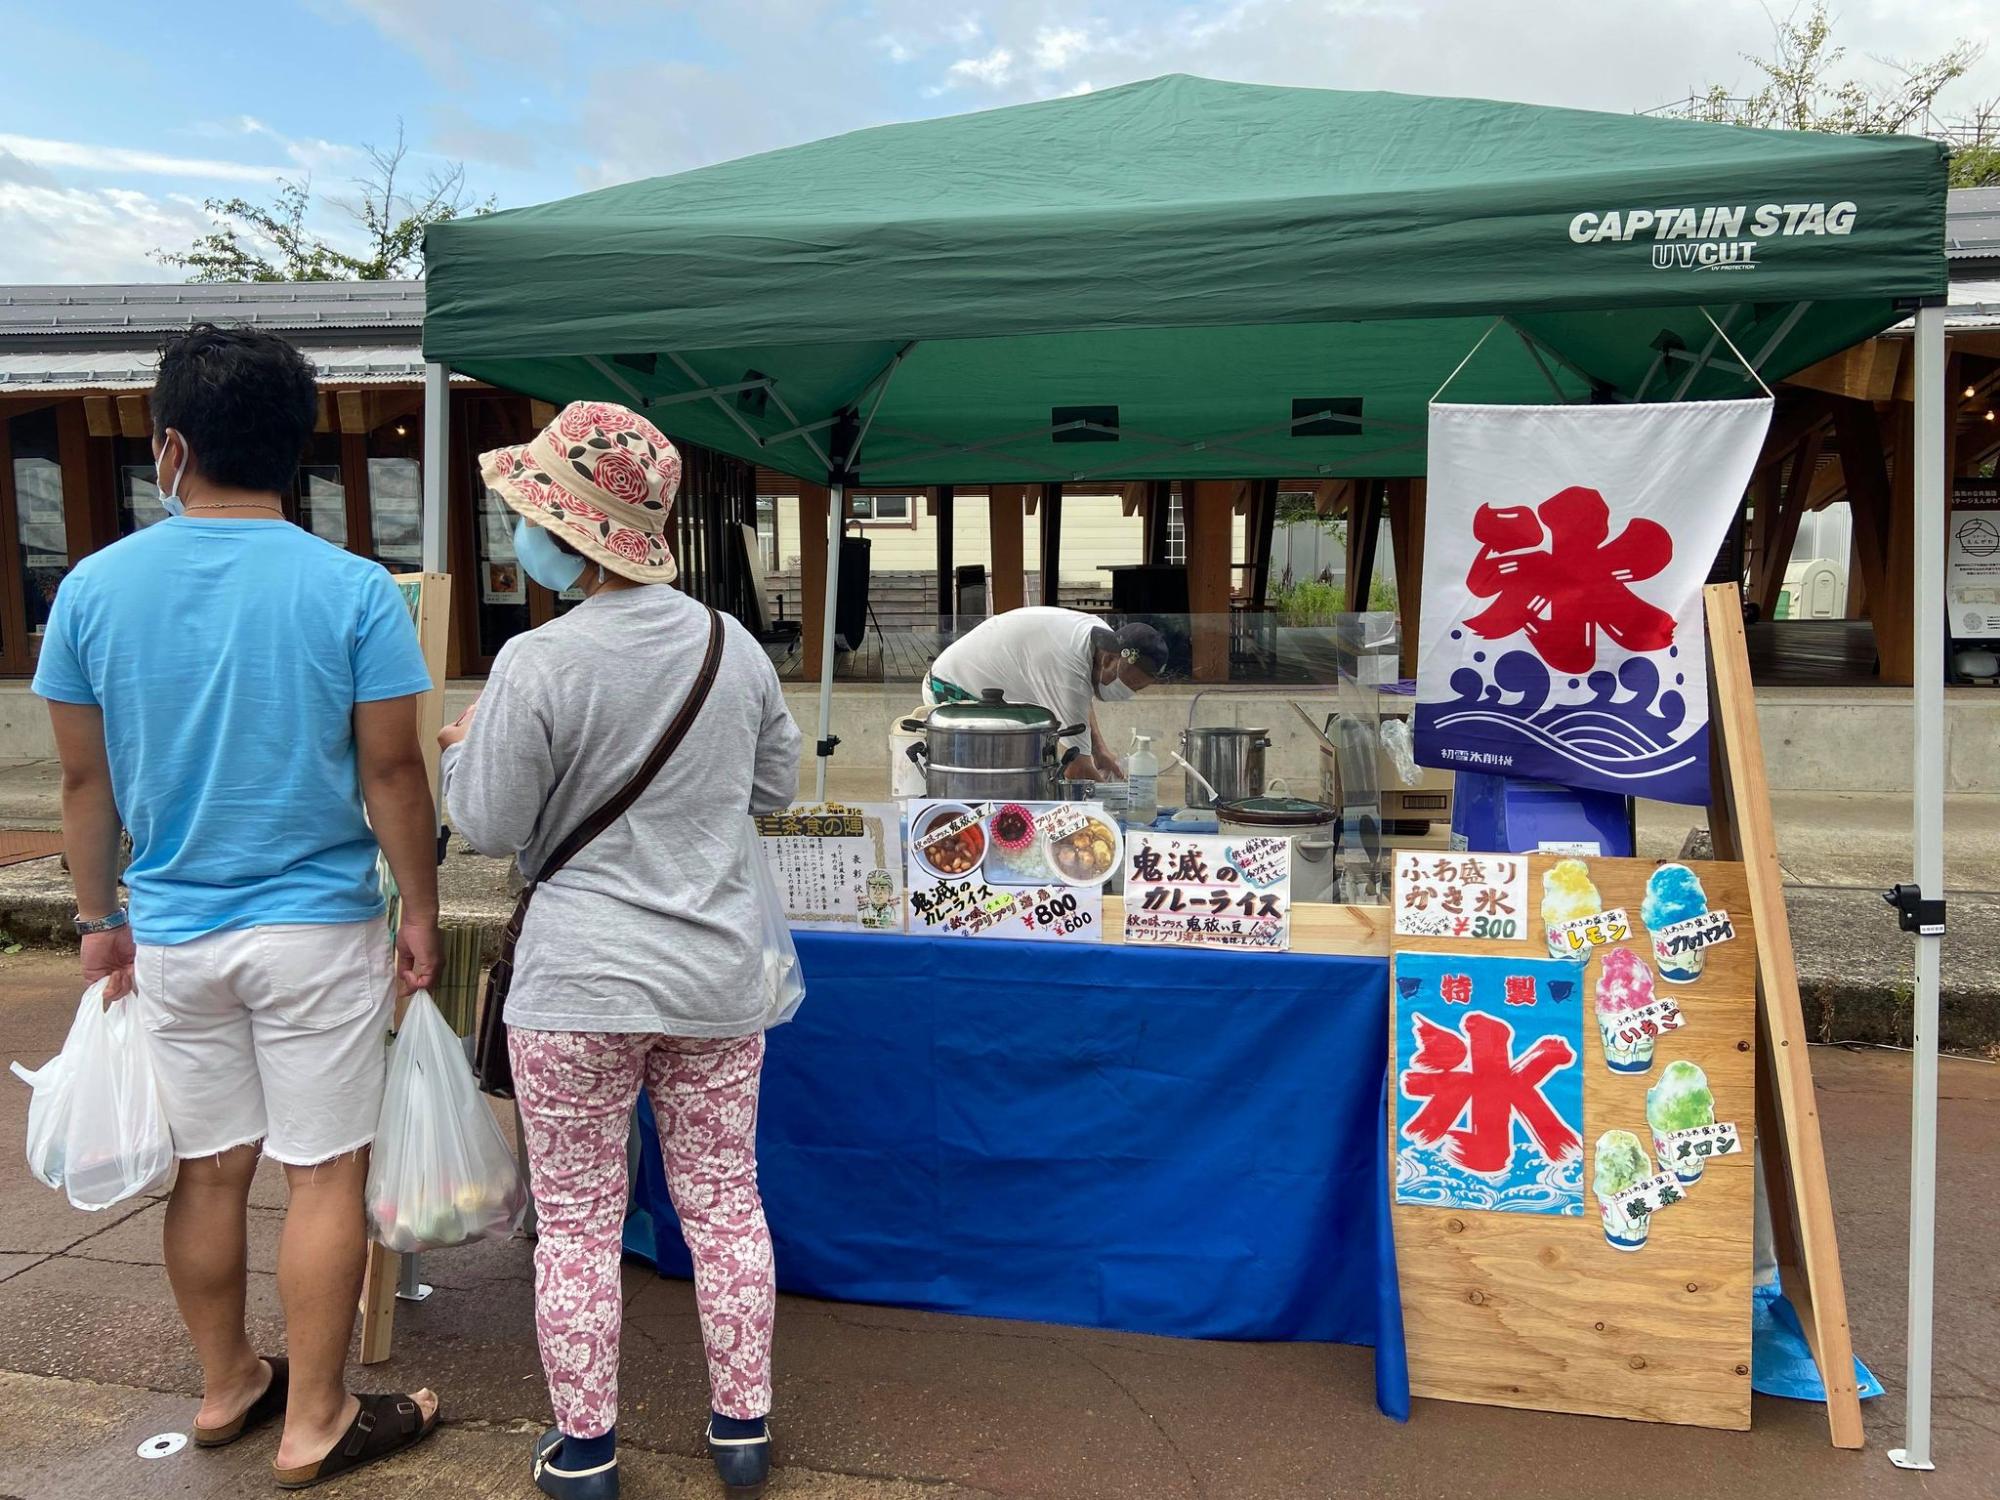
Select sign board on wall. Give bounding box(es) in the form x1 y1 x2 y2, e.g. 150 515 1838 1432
1947 480 2000 643
1390 854 1759 1431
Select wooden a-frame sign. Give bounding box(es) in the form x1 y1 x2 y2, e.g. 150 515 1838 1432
1703 581 1864 1449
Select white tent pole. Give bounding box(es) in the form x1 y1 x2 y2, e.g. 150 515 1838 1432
813 483 845 801
1889 301 1947 1475
421 361 449 574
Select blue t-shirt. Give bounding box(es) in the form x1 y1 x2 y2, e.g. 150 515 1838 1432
32 518 434 946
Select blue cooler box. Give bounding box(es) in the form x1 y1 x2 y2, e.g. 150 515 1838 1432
1449 772 1635 857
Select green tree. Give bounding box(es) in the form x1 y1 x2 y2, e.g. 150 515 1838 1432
155 126 490 282
1660 2 1996 187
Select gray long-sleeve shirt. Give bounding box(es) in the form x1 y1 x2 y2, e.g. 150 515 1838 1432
443 584 801 1036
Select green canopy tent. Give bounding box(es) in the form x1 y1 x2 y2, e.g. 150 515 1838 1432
422 75 1952 1467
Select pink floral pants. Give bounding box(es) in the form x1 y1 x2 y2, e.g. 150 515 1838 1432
509 1027 775 1436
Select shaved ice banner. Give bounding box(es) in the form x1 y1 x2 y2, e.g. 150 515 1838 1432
1415 398 1772 805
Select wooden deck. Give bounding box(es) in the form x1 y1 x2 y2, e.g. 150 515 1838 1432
773 628 949 683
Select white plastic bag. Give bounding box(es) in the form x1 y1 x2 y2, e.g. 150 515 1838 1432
366 990 527 1253
748 818 807 1028
11 980 174 1211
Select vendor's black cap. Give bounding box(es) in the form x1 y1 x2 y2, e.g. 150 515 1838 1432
1116 622 1169 675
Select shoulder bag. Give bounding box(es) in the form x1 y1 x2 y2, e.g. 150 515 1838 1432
472 606 724 1097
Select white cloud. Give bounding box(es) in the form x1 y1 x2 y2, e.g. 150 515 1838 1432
0 181 211 281
1032 26 1092 71
944 46 1017 87
0 133 285 184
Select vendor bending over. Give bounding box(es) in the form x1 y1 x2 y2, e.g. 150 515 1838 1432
925 607 1168 781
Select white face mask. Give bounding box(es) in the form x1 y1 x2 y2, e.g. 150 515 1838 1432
1096 675 1137 703
155 433 187 517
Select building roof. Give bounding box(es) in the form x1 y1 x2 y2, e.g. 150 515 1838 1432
0 345 462 394
1948 187 2000 264
0 281 423 339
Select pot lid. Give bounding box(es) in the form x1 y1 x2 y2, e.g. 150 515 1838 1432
928 687 1059 732
1217 794 1337 826
1184 725 1269 738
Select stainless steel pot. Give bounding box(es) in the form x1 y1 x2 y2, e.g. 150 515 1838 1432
1215 794 1339 904
905 689 1083 801
1180 726 1271 810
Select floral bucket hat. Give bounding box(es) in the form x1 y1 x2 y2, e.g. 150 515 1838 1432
480 401 682 583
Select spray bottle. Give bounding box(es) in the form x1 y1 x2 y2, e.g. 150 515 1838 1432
1127 731 1159 826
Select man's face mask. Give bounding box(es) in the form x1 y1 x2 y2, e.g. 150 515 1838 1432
154 431 188 517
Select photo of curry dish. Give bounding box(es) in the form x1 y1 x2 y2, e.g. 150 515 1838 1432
918 807 987 878
1050 817 1120 884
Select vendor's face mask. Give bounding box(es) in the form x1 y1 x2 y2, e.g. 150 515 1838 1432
514 516 586 593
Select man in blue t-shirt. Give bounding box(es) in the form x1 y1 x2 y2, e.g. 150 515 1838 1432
34 324 442 1485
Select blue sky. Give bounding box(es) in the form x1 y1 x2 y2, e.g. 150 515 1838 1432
2 0 1993 282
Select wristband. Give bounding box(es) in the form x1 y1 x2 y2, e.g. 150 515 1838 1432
74 908 129 936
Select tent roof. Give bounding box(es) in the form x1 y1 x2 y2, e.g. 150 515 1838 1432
423 73 1948 484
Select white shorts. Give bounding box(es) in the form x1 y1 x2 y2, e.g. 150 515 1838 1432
136 921 395 1166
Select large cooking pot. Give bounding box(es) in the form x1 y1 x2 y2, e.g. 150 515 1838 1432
904 689 1083 801
1215 794 1339 904
1180 726 1271 810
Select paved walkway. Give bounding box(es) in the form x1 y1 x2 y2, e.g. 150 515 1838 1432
1 949 1996 1498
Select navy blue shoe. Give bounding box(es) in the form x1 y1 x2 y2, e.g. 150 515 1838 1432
533 1427 619 1499
706 1419 771 1494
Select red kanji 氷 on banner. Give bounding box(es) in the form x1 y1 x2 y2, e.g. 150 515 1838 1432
1414 399 1771 804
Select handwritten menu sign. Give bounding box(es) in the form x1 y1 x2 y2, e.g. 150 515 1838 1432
755 802 904 933
1547 906 1631 956
905 799 1110 943
1651 910 1736 963
1122 832 1292 951
1393 851 1529 941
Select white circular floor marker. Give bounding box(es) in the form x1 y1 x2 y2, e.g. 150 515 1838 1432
137 1432 188 1459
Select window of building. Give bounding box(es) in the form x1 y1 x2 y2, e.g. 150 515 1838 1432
850 493 911 525
117 438 163 535
367 456 422 570
473 480 530 657
8 408 69 650
755 494 780 572
295 434 347 547
1165 488 1187 565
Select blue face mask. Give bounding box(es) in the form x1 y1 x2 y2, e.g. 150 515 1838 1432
514 516 586 594
156 434 186 517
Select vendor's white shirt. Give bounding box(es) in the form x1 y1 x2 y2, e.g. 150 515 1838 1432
927 606 1100 751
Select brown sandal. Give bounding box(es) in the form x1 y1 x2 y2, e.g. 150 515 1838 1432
193 1357 289 1448
272 1391 439 1490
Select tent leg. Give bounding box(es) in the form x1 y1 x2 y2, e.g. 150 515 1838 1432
421 362 450 574
1889 302 1946 1475
813 483 845 801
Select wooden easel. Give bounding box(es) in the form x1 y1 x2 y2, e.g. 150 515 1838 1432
359 572 453 1365
1703 582 1865 1449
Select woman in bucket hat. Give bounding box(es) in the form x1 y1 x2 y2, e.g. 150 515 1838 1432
441 401 801 1498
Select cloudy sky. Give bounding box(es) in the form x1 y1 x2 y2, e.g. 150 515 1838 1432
2 0 1993 282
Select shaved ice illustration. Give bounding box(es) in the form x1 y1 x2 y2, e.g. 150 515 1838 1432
1593 1130 1654 1252
1642 863 1709 983
1541 859 1601 958
1647 1060 1716 1184
1593 947 1658 1074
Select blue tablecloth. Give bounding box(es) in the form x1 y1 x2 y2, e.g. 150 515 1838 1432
625 930 1409 1419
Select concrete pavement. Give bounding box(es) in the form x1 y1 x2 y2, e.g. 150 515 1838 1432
2 949 1998 1499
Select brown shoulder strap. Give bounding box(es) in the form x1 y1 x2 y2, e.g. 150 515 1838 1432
533 605 724 885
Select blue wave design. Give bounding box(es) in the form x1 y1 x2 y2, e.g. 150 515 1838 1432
1419 646 1709 802
1394 1140 1584 1217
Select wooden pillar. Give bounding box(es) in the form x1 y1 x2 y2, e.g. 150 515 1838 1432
1038 484 1064 608
934 485 955 631
1143 481 1171 565
1752 428 1820 618
989 484 1028 613
1386 477 1427 678
55 401 96 565
1829 400 1903 682
1345 478 1384 611
1185 480 1236 682
1247 478 1280 606
1879 401 1916 685
798 482 831 680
